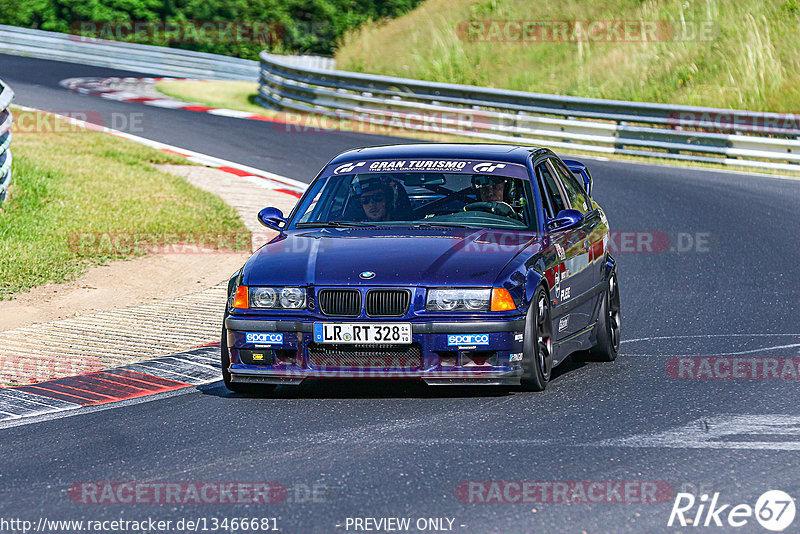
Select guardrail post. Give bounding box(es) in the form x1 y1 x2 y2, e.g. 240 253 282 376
0 78 14 206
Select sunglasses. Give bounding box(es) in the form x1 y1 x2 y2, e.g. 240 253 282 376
473 177 504 189
360 193 386 205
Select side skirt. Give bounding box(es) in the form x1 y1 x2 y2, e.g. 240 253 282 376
552 321 597 366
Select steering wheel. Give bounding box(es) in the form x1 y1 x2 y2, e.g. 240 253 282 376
464 201 520 219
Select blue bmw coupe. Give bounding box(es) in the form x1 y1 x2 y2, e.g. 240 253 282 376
222 144 619 392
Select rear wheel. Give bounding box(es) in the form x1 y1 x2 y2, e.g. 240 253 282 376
221 325 276 394
520 287 553 391
588 271 621 362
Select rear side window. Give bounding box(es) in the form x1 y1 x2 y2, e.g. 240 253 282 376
550 158 589 213
536 162 567 218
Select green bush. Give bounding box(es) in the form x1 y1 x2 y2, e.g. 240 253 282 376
0 0 423 57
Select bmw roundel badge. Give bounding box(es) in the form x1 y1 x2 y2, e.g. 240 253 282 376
359 271 376 280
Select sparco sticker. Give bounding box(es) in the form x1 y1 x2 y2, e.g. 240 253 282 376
245 332 283 344
448 334 490 346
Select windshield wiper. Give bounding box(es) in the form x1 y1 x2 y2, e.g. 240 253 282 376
295 221 376 228
414 222 480 229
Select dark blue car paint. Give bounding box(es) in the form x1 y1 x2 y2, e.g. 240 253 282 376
224 144 615 386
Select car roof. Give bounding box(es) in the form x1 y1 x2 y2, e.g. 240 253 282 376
327 143 553 167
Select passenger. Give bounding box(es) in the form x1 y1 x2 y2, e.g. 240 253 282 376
353 177 395 222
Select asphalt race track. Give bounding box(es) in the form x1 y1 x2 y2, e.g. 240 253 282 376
2 54 800 533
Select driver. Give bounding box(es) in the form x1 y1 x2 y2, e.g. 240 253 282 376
472 174 524 217
468 175 525 220
472 175 508 203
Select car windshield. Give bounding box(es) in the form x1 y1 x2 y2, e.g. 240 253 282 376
291 172 534 229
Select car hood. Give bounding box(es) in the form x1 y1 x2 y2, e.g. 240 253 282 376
243 228 539 287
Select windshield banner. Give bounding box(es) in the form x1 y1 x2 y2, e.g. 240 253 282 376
322 159 529 179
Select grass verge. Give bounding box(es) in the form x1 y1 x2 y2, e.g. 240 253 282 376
335 0 800 112
156 80 269 115
0 108 249 298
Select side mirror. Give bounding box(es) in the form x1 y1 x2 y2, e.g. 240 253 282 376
547 209 584 232
580 169 593 198
562 159 593 198
258 207 287 232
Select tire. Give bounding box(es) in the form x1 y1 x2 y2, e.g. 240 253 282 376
588 271 621 362
520 287 553 391
221 325 276 394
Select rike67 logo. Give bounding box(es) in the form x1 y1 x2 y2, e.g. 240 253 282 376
668 490 796 531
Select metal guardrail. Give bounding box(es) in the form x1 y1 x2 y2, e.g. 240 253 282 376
0 25 334 80
0 24 794 172
0 78 13 205
258 53 800 172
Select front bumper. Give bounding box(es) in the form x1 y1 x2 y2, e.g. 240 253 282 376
225 317 525 386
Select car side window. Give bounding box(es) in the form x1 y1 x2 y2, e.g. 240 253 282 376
536 162 567 218
298 177 349 222
295 181 326 223
550 158 589 214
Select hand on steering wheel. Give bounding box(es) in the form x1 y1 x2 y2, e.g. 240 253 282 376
464 201 520 219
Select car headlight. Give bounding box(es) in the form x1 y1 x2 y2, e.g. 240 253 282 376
250 287 277 308
426 288 491 311
279 287 305 309
249 286 306 309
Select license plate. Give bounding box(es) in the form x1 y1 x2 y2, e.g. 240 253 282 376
313 323 411 344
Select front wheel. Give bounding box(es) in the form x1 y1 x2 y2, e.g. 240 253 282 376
221 324 276 394
520 287 553 391
588 271 621 361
